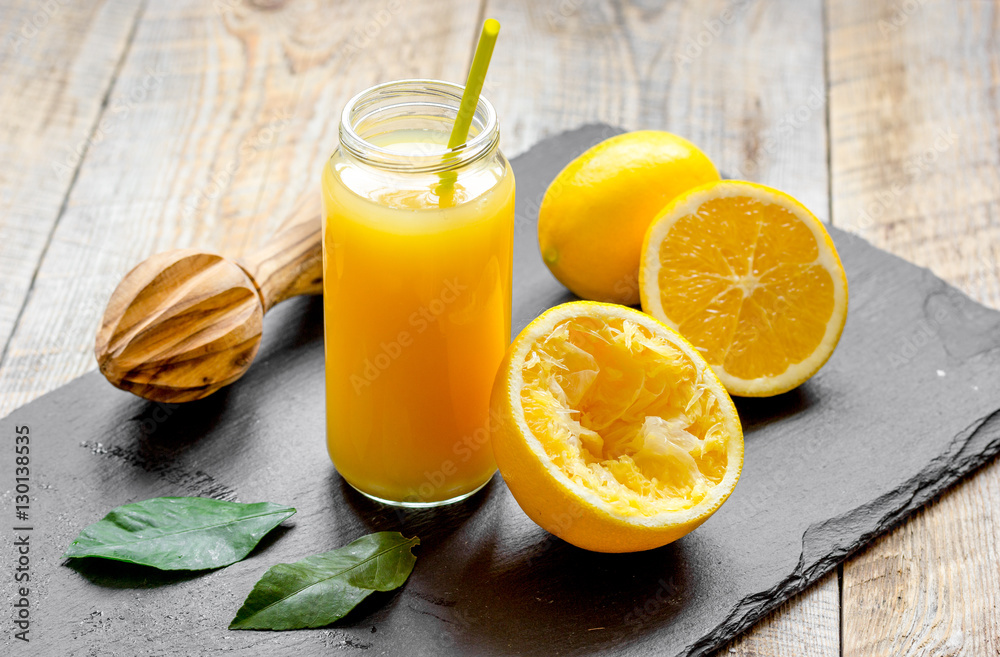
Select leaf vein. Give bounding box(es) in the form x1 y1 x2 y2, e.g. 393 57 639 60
235 538 417 624
70 508 293 552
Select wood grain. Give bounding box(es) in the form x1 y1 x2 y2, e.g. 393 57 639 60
94 191 323 402
240 191 323 312
94 249 264 402
0 0 481 416
828 0 1000 654
481 1 838 655
483 0 830 215
0 0 144 377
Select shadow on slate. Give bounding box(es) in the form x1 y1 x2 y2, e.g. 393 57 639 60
3 124 1000 656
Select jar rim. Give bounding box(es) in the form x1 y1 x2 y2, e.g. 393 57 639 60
338 79 500 174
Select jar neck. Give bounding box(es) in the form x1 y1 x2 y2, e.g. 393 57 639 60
338 79 500 175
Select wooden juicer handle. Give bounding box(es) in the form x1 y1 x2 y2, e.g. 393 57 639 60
94 193 324 403
239 193 323 312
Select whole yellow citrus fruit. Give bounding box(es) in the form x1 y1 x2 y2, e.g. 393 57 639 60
640 180 849 397
490 301 743 553
538 131 720 305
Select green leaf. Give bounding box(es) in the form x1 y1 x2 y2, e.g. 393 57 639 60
62 496 295 570
229 531 420 630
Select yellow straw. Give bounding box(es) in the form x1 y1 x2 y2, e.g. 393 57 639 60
449 18 500 149
437 19 500 200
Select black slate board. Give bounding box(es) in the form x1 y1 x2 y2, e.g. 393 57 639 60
3 124 1000 657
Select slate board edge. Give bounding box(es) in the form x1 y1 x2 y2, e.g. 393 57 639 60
684 410 1000 657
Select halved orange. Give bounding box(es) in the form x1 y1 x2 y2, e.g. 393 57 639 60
489 301 743 553
640 181 849 397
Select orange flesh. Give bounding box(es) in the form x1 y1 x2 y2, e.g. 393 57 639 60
656 196 836 379
519 316 729 516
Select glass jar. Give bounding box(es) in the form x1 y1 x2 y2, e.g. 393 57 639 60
321 79 515 507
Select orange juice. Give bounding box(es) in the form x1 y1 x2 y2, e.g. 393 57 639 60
322 81 514 506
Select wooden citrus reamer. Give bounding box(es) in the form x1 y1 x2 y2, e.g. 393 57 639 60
94 193 323 403
96 19 500 404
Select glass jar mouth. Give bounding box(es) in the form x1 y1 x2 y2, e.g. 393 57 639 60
338 79 500 174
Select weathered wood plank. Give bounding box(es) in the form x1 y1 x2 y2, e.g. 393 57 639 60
828 0 1000 654
484 0 830 215
0 0 145 361
481 1 838 655
842 476 1000 657
0 0 482 416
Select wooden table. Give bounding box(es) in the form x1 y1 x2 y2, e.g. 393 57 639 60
1 1 996 654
